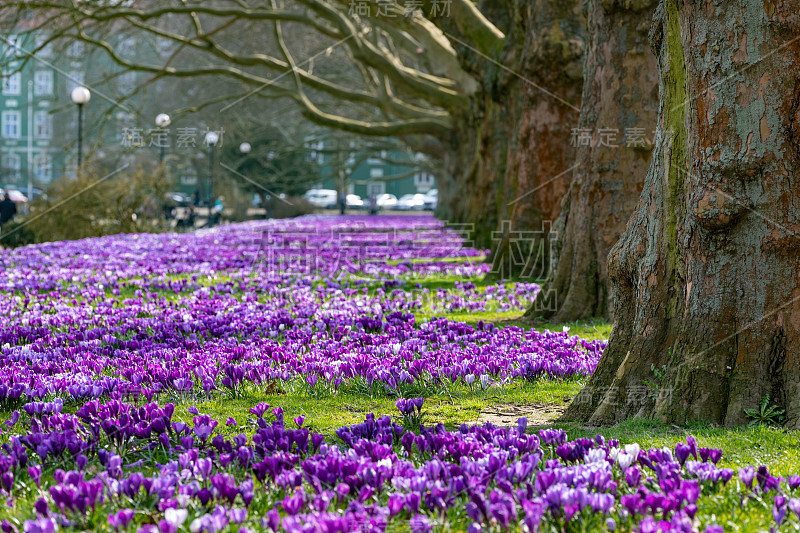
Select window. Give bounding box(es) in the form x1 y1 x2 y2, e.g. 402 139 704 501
1 111 21 138
34 70 53 95
35 153 52 182
180 167 198 186
414 171 435 188
368 182 385 196
118 71 137 94
67 71 84 94
156 37 173 54
34 111 52 139
370 168 384 178
35 35 53 57
1 154 21 181
307 140 324 163
4 35 22 57
2 72 21 95
67 41 85 58
118 38 136 57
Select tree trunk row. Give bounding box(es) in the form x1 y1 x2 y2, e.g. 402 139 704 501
528 0 659 322
437 0 585 265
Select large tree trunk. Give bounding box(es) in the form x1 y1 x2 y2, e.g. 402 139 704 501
437 95 511 248
437 0 585 257
526 0 660 322
565 0 800 427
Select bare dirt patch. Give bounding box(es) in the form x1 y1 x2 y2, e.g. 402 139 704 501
476 402 567 427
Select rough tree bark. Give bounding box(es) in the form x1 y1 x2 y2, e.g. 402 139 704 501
437 0 585 254
564 0 800 427
525 0 659 322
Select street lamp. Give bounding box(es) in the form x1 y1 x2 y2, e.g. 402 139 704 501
239 142 251 154
155 113 171 164
70 86 91 170
204 131 219 227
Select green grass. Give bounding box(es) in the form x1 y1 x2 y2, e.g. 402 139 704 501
166 379 583 438
535 318 613 341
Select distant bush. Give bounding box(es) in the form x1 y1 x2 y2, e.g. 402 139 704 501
23 165 174 243
0 220 36 248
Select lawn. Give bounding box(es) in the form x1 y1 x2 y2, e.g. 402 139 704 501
0 215 796 532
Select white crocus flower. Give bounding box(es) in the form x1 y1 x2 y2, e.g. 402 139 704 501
608 447 620 462
585 448 606 464
624 443 640 461
617 452 634 471
165 508 188 526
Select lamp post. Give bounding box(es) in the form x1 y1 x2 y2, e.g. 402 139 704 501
70 86 91 171
204 131 219 227
154 113 171 164
239 141 263 217
27 80 33 201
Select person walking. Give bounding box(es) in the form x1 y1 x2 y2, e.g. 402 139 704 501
213 196 224 225
0 190 17 233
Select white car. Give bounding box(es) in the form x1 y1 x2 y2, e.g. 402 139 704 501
2 188 28 203
346 194 364 209
423 189 438 210
303 189 338 209
397 193 427 210
376 193 398 209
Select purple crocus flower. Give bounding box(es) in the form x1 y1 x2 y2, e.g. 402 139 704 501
229 508 247 524
740 467 756 489
788 498 800 519
32 499 48 518
774 495 787 526
409 514 432 533
282 489 305 515
675 444 691 465
249 403 270 418
22 519 56 533
686 435 698 459
388 494 405 517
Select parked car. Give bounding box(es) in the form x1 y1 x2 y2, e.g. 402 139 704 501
29 187 46 201
346 194 364 209
2 188 27 203
423 189 438 210
397 193 427 211
4 185 45 201
376 193 398 210
166 192 193 207
303 189 338 209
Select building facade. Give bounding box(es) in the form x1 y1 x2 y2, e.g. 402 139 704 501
0 32 73 194
306 137 437 199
